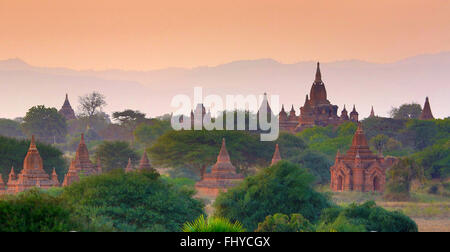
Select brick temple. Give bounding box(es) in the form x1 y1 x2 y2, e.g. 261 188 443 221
72 134 101 176
195 138 244 197
330 123 389 192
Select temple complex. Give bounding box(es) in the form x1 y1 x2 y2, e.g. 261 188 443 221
4 136 59 194
330 124 389 192
419 97 434 120
271 144 282 166
59 94 77 120
195 138 244 197
279 62 359 132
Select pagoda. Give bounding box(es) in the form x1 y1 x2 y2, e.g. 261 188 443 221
138 152 153 171
195 138 244 197
59 94 77 120
62 160 80 187
271 144 282 165
6 136 58 194
73 134 98 176
330 124 389 192
125 158 134 172
419 97 434 120
369 106 376 118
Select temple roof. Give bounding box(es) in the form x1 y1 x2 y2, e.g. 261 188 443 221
22 135 44 174
350 105 358 115
74 134 95 173
271 144 282 165
370 106 375 118
309 62 328 104
138 152 153 171
217 138 231 163
419 97 434 120
125 158 134 172
343 123 377 160
59 94 77 120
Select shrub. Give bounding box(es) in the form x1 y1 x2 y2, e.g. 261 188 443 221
62 170 205 232
256 213 314 232
214 161 331 231
182 215 245 232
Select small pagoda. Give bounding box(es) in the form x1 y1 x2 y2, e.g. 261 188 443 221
73 134 99 176
62 160 80 187
195 138 244 197
271 144 282 165
419 97 434 120
125 158 134 172
59 94 77 120
138 152 154 171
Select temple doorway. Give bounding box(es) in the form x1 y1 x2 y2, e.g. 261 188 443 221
373 176 380 192
337 176 343 191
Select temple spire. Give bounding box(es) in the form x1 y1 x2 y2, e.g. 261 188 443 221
138 152 153 171
125 158 134 172
419 96 434 120
217 138 231 163
370 106 375 118
271 144 282 165
315 62 322 82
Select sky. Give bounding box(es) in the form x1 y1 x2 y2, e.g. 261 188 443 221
1 0 450 70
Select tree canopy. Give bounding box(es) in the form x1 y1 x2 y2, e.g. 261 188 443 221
389 103 422 119
21 105 67 143
94 141 140 172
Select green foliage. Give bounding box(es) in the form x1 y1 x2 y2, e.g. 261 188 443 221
370 134 389 153
389 103 422 119
78 92 107 118
149 130 274 177
361 117 407 140
0 135 66 183
318 201 418 232
61 170 205 232
0 189 81 232
256 213 314 232
134 119 172 147
0 118 25 138
182 215 245 232
385 158 424 201
93 141 139 172
288 150 332 184
413 140 450 179
213 161 331 231
22 105 67 143
405 119 438 150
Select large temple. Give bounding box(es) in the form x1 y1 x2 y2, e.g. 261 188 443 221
279 62 359 132
59 94 77 120
330 123 389 192
195 138 244 197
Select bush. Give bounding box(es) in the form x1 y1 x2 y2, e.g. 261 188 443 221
0 189 80 232
182 215 245 232
316 215 366 232
256 213 314 232
62 170 205 232
214 161 331 231
319 201 418 232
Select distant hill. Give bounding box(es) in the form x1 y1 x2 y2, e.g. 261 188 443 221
0 52 449 119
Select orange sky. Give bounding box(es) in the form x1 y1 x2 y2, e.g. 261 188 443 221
1 0 449 70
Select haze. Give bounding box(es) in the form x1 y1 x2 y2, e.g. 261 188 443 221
1 0 450 70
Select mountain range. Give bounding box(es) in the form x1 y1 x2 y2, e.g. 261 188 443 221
0 52 449 120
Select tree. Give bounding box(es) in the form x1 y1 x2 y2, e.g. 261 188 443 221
214 161 331 231
256 213 314 232
61 170 205 232
182 215 245 232
112 110 147 126
389 103 422 119
78 92 107 118
405 119 438 150
149 130 274 179
384 158 424 201
0 136 67 183
93 141 139 172
414 140 450 179
288 150 333 184
0 118 25 138
370 134 389 153
21 105 67 143
134 119 172 147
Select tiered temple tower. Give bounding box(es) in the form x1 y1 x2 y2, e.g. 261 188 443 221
195 138 244 197
62 160 80 187
59 94 77 120
138 152 153 171
330 124 389 192
6 136 59 194
125 158 134 172
419 97 434 120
